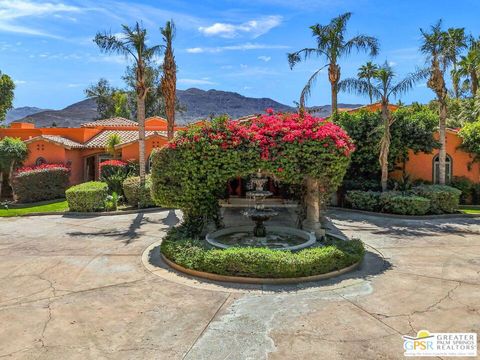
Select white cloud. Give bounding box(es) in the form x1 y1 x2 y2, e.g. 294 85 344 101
388 61 397 67
178 78 217 85
258 55 271 62
198 15 282 38
0 0 81 37
14 79 27 85
186 42 288 54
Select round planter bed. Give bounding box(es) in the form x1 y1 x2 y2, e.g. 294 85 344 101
161 253 362 284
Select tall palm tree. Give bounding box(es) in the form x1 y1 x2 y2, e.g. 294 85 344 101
160 20 177 140
445 28 467 99
420 20 450 185
288 12 379 114
357 61 379 104
94 22 161 188
458 48 480 96
339 61 426 191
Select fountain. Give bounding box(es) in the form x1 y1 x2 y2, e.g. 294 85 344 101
206 171 316 250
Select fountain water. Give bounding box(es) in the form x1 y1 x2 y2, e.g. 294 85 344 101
206 171 316 250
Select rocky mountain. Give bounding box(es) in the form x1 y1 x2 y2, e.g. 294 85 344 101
5 106 47 124
12 88 363 127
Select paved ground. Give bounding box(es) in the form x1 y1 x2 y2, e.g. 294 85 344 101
0 209 479 359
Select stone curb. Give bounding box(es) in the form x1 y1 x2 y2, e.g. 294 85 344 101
327 206 480 219
5 207 168 218
161 254 361 285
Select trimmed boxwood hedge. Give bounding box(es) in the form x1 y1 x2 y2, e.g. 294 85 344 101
122 175 155 208
12 167 70 203
65 181 108 212
160 228 365 278
381 194 430 215
345 190 381 212
412 185 461 214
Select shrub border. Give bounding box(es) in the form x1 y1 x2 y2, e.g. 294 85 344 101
154 231 362 285
330 206 480 219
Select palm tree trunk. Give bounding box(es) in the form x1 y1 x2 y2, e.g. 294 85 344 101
452 63 459 99
0 171 3 200
8 162 16 201
438 99 447 185
471 71 478 96
137 96 146 188
328 63 340 114
379 103 391 192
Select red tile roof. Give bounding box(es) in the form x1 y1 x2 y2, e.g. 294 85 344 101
83 130 168 148
81 117 138 128
24 135 84 149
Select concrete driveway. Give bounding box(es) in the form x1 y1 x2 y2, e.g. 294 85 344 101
0 209 478 359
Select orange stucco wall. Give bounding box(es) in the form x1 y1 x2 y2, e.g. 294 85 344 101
120 135 169 162
394 131 480 183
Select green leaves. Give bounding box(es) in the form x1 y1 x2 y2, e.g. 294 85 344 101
0 71 15 122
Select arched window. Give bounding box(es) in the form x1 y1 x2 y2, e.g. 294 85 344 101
433 154 452 184
35 157 46 166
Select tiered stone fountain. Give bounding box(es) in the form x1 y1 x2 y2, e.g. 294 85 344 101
206 171 316 250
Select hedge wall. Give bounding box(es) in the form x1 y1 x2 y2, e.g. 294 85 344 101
65 181 108 212
12 165 70 203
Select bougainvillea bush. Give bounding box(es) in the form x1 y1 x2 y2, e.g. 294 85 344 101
13 164 70 203
151 111 354 229
99 159 129 196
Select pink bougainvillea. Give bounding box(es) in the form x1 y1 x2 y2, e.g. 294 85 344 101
16 163 69 174
99 159 128 171
169 110 355 160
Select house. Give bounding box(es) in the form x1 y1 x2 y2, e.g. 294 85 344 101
0 117 186 185
393 128 480 184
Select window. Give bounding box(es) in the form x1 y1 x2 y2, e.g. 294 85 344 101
433 154 452 184
35 157 46 166
146 155 153 173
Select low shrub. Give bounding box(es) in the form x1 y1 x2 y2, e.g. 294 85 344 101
412 185 461 214
12 164 70 203
99 160 129 196
345 190 381 211
381 194 430 215
450 176 474 204
160 228 365 278
122 175 155 208
65 181 108 212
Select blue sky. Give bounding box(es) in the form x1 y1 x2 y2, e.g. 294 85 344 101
1 0 480 109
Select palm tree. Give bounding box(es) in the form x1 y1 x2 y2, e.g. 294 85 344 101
420 20 450 185
94 22 161 188
160 20 177 140
105 133 121 159
357 61 379 104
339 61 426 191
445 28 467 99
288 12 379 114
457 48 480 96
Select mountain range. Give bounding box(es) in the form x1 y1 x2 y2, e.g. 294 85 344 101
6 88 362 128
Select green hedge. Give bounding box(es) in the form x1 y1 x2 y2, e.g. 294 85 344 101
381 194 430 215
345 190 381 211
160 228 364 278
412 185 461 214
65 182 108 212
122 175 155 208
12 167 70 203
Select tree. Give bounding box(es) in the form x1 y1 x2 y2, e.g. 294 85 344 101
0 71 15 123
160 20 177 140
337 106 438 189
288 12 379 114
357 62 379 104
0 137 28 199
444 28 467 99
420 20 450 185
339 61 426 191
85 79 131 119
457 48 480 97
105 133 122 159
94 22 161 189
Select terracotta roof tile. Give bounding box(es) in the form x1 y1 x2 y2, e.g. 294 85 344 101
83 130 169 148
81 117 138 128
25 135 84 149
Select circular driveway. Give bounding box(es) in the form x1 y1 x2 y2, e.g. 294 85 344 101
0 209 478 359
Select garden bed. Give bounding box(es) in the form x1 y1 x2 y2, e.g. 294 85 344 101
159 227 365 281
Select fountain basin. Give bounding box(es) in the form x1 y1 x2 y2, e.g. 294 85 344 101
206 225 316 251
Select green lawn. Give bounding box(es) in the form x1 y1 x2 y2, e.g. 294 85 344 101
459 206 480 214
0 199 69 217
